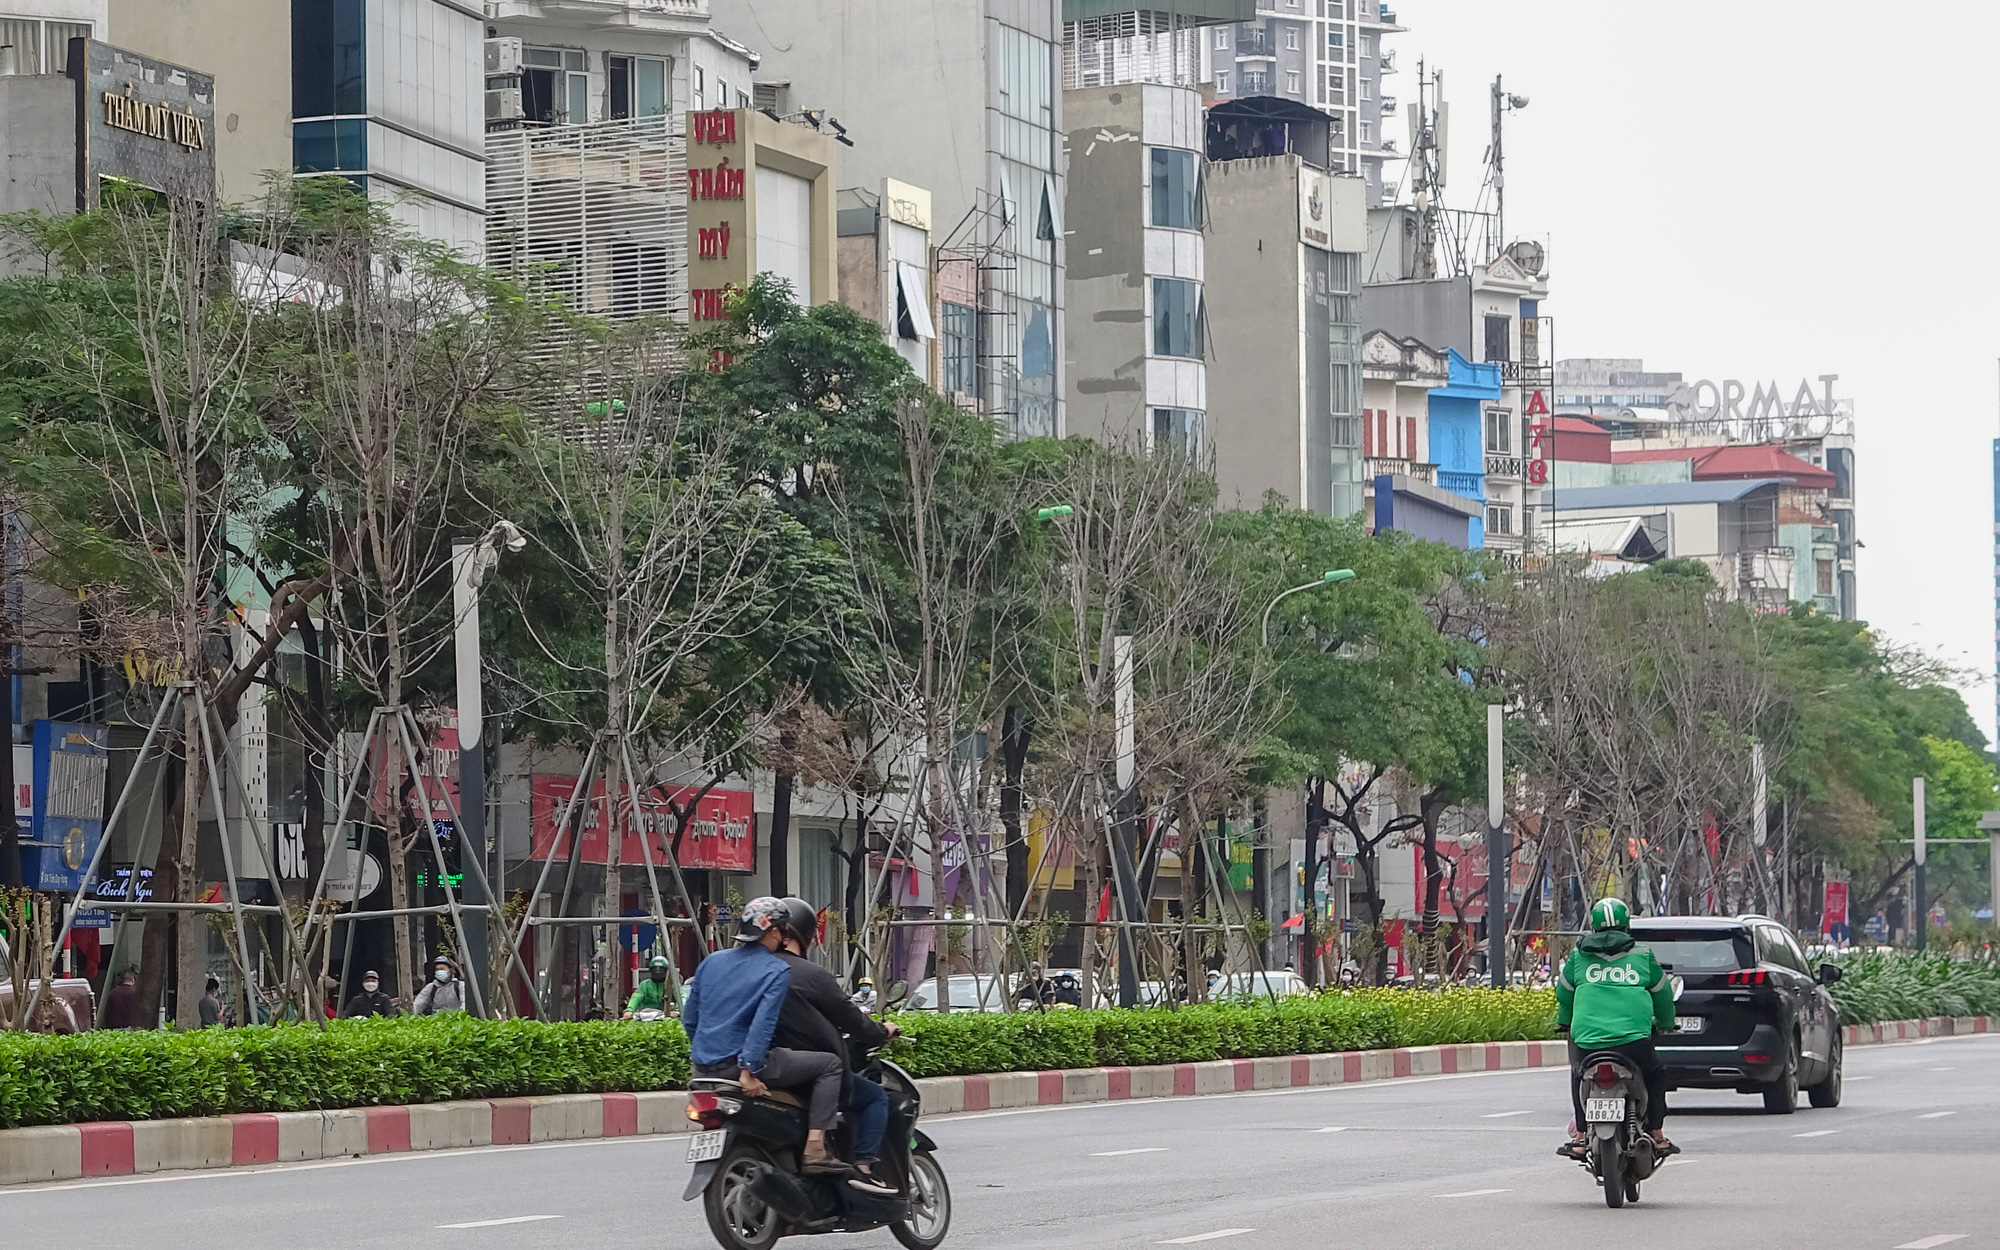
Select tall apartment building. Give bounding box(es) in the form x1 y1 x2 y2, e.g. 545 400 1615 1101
707 0 1065 440
1202 0 1400 206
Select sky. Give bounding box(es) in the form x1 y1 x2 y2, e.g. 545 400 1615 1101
1389 0 2000 743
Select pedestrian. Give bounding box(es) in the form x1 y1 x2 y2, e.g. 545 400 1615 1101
340 970 399 1018
101 966 142 1029
411 956 467 1015
198 976 224 1027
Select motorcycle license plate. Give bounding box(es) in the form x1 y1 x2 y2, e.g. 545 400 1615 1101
686 1130 727 1163
1584 1097 1625 1124
1675 1015 1704 1034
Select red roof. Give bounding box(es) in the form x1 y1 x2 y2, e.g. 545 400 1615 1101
1548 416 1608 434
1609 443 1835 489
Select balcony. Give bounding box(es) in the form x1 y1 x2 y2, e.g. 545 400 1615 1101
1364 457 1436 485
1438 470 1483 497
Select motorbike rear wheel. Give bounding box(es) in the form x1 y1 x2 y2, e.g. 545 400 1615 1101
890 1151 952 1250
1596 1137 1625 1209
703 1144 785 1250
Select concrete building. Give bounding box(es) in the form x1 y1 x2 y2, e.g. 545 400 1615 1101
1536 479 1801 612
1358 330 1482 547
837 180 937 385
1202 98 1365 515
1202 0 1401 205
1553 357 1684 414
483 0 756 127
707 0 1065 440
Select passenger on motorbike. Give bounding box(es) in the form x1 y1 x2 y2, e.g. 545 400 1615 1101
681 895 849 1175
771 897 901 1197
1556 897 1679 1160
625 954 673 1018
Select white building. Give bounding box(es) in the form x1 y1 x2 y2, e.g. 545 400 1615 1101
483 0 757 127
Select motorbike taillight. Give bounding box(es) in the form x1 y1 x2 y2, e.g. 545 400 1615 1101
686 1092 739 1129
1593 1063 1618 1088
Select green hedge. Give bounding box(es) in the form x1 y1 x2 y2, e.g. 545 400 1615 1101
0 988 1559 1129
1828 950 2000 1025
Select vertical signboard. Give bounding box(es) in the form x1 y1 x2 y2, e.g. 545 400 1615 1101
25 721 108 892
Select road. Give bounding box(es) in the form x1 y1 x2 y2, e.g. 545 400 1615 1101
4 1032 1994 1250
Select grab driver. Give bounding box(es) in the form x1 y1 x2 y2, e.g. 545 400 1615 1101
1556 897 1679 1160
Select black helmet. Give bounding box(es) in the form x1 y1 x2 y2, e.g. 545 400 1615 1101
778 897 817 950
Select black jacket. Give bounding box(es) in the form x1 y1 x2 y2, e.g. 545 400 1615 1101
773 951 888 1070
340 988 399 1019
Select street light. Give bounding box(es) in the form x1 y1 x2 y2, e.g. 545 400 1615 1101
1260 569 1356 647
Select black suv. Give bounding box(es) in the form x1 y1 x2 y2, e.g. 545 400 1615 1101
1628 915 1843 1113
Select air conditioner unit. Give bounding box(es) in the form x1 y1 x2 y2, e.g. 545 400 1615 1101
485 88 523 122
485 37 523 76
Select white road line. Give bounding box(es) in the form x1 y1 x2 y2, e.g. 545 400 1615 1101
1926 1066 1956 1071
1434 1188 1511 1198
1894 1236 1967 1249
1314 1126 1347 1133
1479 1110 1533 1118
1794 1130 1838 1138
438 1216 560 1229
1092 1147 1169 1156
1847 1075 1875 1081
1917 1111 1957 1120
1159 1230 1256 1244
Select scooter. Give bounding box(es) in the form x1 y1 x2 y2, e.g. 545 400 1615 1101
682 1050 950 1250
1572 1051 1661 1208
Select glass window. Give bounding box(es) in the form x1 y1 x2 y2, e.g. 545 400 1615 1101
569 70 591 124
1215 29 1228 49
1486 504 1513 536
1483 312 1512 363
293 117 366 173
609 56 631 119
1152 408 1200 457
1286 70 1300 93
1149 148 1200 229
637 59 666 116
1360 119 1372 142
293 0 366 117
695 66 705 108
1637 931 1752 971
1816 559 1834 596
1484 407 1512 454
0 19 41 73
1152 278 1203 359
45 20 86 71
1285 26 1300 49
1216 71 1229 93
941 302 978 395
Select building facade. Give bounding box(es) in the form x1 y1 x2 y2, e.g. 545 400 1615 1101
836 179 938 385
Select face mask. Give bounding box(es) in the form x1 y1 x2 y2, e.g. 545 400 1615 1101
650 970 666 982
434 969 450 983
363 981 379 993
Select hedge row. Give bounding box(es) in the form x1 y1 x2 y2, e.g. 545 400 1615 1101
1828 950 2000 1025
0 988 1557 1128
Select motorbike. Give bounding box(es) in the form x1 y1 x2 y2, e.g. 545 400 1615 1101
1572 1051 1661 1208
682 1050 950 1250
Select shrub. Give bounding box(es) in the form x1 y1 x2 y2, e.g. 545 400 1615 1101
1828 950 2000 1025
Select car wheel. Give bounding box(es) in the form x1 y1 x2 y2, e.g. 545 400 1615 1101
1806 1033 1843 1108
1761 1043 1799 1114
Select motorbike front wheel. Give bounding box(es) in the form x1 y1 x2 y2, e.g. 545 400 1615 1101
891 1151 952 1250
703 1144 785 1250
1596 1137 1625 1209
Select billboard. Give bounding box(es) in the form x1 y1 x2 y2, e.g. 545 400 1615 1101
71 39 217 208
23 721 108 892
528 775 754 873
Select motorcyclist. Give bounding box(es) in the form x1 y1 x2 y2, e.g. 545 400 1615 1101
681 896 848 1175
771 897 900 1196
1556 897 1678 1160
1015 962 1055 1010
625 954 673 1017
850 977 877 1012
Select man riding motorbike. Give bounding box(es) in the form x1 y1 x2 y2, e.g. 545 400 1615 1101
680 895 848 1174
1556 897 1679 1161
771 897 901 1197
625 954 674 1017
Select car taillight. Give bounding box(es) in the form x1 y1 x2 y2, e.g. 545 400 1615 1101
1594 1063 1618 1088
1744 1054 1771 1064
1726 970 1768 986
685 1092 741 1129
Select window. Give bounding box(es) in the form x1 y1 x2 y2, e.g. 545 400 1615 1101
1152 408 1201 456
1816 559 1834 597
1215 28 1229 49
1362 32 1377 56
1483 312 1512 363
1285 0 1299 8
294 118 366 173
1328 69 1344 101
940 302 978 396
1216 71 1229 93
524 47 589 124
1359 119 1372 143
0 16 88 75
1150 148 1201 229
737 89 750 108
293 0 364 117
1329 29 1344 47
694 66 705 109
1359 76 1372 101
1284 26 1300 49
609 55 669 119
1486 504 1514 536
1484 407 1512 454
716 78 729 108
1152 278 1203 359
894 262 936 342
1286 70 1300 93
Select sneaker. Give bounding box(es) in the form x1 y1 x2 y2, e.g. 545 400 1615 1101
847 1170 898 1197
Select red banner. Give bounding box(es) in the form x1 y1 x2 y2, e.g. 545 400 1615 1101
1821 881 1850 936
528 776 755 873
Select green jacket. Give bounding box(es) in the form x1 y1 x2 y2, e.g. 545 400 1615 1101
627 977 670 1014
1554 931 1677 1048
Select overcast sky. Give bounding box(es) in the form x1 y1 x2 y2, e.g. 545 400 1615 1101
1390 1 2000 743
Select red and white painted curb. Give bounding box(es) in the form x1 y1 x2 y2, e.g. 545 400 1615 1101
2 1014 1989 1187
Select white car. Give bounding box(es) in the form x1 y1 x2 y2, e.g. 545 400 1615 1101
1206 971 1312 1001
905 974 1009 1012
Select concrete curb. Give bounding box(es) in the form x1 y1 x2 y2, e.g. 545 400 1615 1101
3 1014 1988 1186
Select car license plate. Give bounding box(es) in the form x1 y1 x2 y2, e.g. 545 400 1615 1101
1675 1015 1704 1034
1585 1097 1625 1124
686 1130 727 1163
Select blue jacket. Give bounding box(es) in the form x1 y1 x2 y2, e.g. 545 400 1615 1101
680 944 792 1073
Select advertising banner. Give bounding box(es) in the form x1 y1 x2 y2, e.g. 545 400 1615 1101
24 721 108 892
528 775 754 873
1821 880 1850 941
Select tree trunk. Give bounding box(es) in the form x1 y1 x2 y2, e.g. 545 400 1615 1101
925 758 951 1011
999 707 1029 917
1177 793 1203 1004
1417 791 1445 980
770 769 794 898
1079 812 1101 1008
600 746 623 1018
297 614 330 902
385 723 414 1005
135 753 182 1026
172 702 206 1029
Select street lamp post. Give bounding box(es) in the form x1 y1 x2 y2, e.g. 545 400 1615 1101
1260 568 1356 984
451 520 525 1011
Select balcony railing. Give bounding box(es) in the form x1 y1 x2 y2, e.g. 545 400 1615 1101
1364 457 1436 485
1438 470 1483 497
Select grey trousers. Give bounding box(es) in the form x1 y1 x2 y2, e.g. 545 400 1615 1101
701 1048 843 1131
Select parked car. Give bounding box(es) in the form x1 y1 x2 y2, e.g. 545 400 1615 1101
906 974 1009 1012
1629 914 1843 1113
1206 971 1311 1001
0 935 95 1032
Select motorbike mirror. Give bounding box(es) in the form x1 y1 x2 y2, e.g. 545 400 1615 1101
883 980 909 1010
1816 963 1842 985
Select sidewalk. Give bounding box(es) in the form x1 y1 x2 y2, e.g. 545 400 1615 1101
2 1014 1988 1187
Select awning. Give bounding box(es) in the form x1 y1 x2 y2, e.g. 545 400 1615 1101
894 262 936 340
1542 514 1665 562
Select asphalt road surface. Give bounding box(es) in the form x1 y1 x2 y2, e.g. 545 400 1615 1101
5 1032 1995 1250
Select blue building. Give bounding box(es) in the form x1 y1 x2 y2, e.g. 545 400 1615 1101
1428 349 1500 548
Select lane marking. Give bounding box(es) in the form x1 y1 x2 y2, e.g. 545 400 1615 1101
1160 1230 1255 1244
1092 1147 1169 1157
1793 1130 1838 1138
1479 1110 1533 1118
439 1216 560 1229
1847 1076 1875 1081
1314 1126 1347 1133
1917 1111 1957 1120
1895 1237 1967 1249
1434 1188 1510 1198
1926 1066 1956 1072
1663 1157 1696 1166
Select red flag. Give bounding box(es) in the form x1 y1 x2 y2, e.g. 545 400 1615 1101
1096 883 1113 923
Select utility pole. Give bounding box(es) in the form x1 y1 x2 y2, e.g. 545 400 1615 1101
1302 781 1322 988
1486 703 1506 987
1109 634 1142 1008
1912 775 1926 951
1487 75 1529 260
452 540 491 1001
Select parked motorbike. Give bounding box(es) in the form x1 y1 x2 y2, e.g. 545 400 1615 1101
1572 1051 1661 1208
682 1050 950 1250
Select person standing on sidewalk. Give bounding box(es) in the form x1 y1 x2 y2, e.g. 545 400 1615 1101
411 956 467 1015
101 967 142 1029
198 976 224 1027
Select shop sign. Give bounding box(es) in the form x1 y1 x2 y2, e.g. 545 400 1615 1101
528 776 755 873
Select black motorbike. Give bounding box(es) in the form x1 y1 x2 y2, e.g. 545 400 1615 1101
1572 1051 1661 1208
682 1052 951 1250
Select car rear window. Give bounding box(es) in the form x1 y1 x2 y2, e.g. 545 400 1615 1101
1632 930 1753 971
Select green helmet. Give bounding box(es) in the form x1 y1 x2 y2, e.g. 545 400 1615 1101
1589 897 1631 932
649 955 671 970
